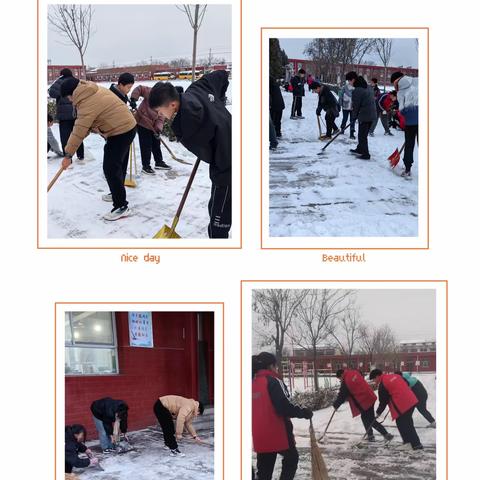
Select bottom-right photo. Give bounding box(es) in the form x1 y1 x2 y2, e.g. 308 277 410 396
247 284 445 480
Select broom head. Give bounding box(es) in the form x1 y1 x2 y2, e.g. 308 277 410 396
310 422 330 480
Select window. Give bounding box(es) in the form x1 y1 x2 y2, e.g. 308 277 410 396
65 312 118 375
422 360 430 368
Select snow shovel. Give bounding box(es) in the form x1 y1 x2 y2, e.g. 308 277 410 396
47 165 65 192
316 115 322 139
317 409 336 443
159 137 192 165
310 419 330 480
353 410 389 448
388 142 406 168
152 157 201 239
317 124 350 155
124 142 137 188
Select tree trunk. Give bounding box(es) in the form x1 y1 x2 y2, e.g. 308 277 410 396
313 345 319 392
191 5 199 83
384 65 387 92
79 50 85 79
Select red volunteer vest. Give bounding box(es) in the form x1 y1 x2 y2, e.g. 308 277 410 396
252 370 290 453
381 374 418 420
343 370 377 417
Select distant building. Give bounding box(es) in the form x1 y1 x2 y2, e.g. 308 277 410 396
399 340 436 353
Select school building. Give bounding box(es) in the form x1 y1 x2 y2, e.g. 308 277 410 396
64 311 215 436
47 64 87 83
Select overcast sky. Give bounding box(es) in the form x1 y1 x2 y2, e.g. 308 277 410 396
48 4 232 67
279 38 418 68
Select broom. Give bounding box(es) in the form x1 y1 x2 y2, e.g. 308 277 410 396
310 419 330 480
124 142 137 188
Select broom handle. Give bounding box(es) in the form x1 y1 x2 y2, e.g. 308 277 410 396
358 409 389 443
129 143 133 179
399 142 406 155
318 409 336 440
322 123 350 151
159 136 178 160
133 139 138 175
47 166 64 192
316 115 322 137
174 158 201 219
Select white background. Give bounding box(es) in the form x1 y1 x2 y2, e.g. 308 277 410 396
0 0 479 478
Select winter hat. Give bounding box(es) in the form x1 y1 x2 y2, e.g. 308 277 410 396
60 68 73 77
118 72 135 85
369 368 383 380
60 77 80 97
390 71 404 84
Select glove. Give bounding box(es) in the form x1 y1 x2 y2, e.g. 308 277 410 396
303 408 313 419
89 457 99 467
129 99 137 110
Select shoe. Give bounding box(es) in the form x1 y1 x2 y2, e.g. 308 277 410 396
359 154 371 160
412 444 424 451
385 131 394 136
76 157 85 165
103 206 132 221
297 115 305 119
350 149 363 155
320 135 331 140
102 193 113 202
170 448 186 457
155 161 172 171
55 150 64 157
401 170 412 178
332 128 340 135
427 421 436 428
367 435 376 442
383 433 394 442
142 166 156 175
395 443 413 451
369 132 375 137
290 116 296 119
103 448 116 454
349 134 356 140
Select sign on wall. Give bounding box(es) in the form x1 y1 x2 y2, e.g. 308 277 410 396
128 312 153 348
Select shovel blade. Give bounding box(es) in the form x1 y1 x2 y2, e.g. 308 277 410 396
388 148 401 168
153 224 181 239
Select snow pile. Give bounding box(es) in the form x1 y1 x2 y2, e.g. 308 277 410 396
269 90 418 237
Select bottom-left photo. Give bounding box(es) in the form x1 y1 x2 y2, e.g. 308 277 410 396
57 305 223 480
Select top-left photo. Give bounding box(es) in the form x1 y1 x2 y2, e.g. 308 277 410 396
39 1 240 248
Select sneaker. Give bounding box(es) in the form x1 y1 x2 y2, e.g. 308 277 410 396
412 444 424 451
350 149 363 155
367 435 376 442
155 161 172 171
102 193 113 202
170 448 185 457
290 116 296 120
401 169 412 178
320 135 331 140
332 128 340 135
395 443 413 451
369 132 375 137
103 206 132 221
297 115 305 119
103 448 116 454
359 154 371 160
427 421 436 429
142 166 156 175
383 433 394 442
384 131 394 136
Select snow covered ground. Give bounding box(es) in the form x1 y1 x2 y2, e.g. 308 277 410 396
269 89 418 237
75 425 214 480
47 80 231 239
260 373 436 479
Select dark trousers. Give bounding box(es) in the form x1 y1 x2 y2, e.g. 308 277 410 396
270 109 283 137
208 183 232 238
59 119 84 159
257 447 299 480
325 111 338 137
412 383 435 423
357 121 372 155
137 124 163 168
341 110 355 136
153 399 178 450
380 112 391 133
269 115 278 149
361 406 388 436
103 127 136 210
291 96 302 117
396 407 421 448
404 124 418 173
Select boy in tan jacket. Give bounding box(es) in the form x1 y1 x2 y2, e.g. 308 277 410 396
153 395 205 457
60 78 137 221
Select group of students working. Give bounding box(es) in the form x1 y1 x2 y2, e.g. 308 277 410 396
269 67 419 176
65 395 205 474
252 352 435 480
48 67 232 237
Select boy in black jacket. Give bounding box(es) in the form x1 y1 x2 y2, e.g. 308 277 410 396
269 76 285 137
311 81 340 138
65 424 98 473
148 70 232 238
290 68 306 119
109 72 136 106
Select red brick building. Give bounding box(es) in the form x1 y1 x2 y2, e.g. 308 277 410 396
65 311 214 437
47 65 86 83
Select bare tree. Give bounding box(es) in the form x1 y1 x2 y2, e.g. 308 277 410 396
290 289 354 391
252 289 310 369
375 38 393 91
328 307 362 366
48 5 94 77
359 323 398 369
169 57 192 69
176 5 208 82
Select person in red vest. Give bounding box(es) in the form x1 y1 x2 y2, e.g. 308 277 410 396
252 352 313 480
369 369 423 450
333 369 394 442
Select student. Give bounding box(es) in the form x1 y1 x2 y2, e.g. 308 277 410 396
395 371 436 427
90 397 129 453
391 71 418 177
370 369 423 450
153 395 205 457
65 424 99 473
59 78 137 221
269 76 285 137
130 83 171 174
252 352 313 480
350 75 377 160
269 114 278 150
311 81 339 139
47 113 63 156
377 90 397 136
338 79 356 139
148 70 232 239
333 369 394 442
109 72 135 106
368 77 382 136
48 68 84 162
290 68 306 119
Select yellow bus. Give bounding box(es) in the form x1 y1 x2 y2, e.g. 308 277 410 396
177 70 203 80
153 71 175 81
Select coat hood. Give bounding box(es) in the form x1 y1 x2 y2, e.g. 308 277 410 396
72 80 100 105
254 369 280 379
397 75 413 91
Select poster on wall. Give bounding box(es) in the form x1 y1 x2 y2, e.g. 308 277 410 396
128 312 153 348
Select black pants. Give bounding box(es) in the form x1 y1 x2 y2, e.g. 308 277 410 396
257 447 299 480
208 183 232 238
341 110 355 136
404 124 418 173
380 112 391 133
103 127 136 210
357 121 372 156
325 111 338 137
396 407 421 448
153 399 178 450
291 96 302 117
361 406 388 437
412 383 435 424
59 119 84 159
137 124 163 168
270 109 283 137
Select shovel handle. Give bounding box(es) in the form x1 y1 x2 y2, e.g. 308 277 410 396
318 409 336 441
47 165 65 192
175 158 201 219
159 137 178 160
322 124 350 151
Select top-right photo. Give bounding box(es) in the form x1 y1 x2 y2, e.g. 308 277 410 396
262 28 428 249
